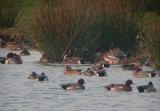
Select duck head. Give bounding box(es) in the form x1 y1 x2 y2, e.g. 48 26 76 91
125 79 133 86
66 65 72 70
148 81 153 86
78 79 85 85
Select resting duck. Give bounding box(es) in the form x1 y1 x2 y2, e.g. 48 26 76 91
137 81 156 92
82 68 95 76
103 48 126 65
5 52 22 64
64 65 82 76
133 67 157 78
40 55 49 63
105 79 133 92
20 48 30 56
28 72 39 80
37 72 49 81
63 55 85 64
60 79 85 90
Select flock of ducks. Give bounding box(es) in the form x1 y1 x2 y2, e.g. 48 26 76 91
0 47 159 93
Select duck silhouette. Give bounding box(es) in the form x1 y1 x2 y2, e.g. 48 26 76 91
60 79 85 90
137 81 156 92
105 79 133 92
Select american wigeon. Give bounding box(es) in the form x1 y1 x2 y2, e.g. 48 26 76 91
122 64 137 71
92 64 107 77
133 67 157 78
103 48 127 65
60 79 85 90
28 72 39 80
105 79 133 92
6 52 22 64
137 81 156 92
82 68 95 76
20 48 30 56
96 60 110 68
37 72 49 81
64 66 82 76
0 57 6 64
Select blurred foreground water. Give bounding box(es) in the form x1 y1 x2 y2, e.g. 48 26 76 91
0 48 160 111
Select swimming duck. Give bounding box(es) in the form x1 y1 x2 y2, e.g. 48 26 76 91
37 72 49 81
6 52 22 64
122 64 137 71
133 67 157 78
96 60 110 68
137 81 156 92
64 65 82 76
0 57 6 64
28 72 39 80
96 68 107 77
105 79 133 92
20 48 30 56
60 79 85 90
82 68 95 76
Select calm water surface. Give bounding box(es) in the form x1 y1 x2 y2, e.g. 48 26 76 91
0 48 160 111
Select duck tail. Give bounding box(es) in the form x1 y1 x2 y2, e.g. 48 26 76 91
60 84 67 89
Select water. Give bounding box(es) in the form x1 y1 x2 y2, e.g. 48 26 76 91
0 48 160 111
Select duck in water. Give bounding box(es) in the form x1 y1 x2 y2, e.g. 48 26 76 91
60 79 85 90
105 79 133 92
137 81 156 92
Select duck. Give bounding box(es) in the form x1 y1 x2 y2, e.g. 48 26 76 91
0 57 6 64
5 52 22 64
96 60 110 68
96 68 107 77
20 48 30 56
28 72 39 80
122 64 137 71
64 65 82 76
39 55 50 63
63 55 85 64
105 79 133 92
92 64 107 77
37 72 49 81
133 67 157 78
137 81 156 92
82 68 95 76
60 79 85 90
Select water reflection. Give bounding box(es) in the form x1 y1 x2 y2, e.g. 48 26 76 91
0 48 160 111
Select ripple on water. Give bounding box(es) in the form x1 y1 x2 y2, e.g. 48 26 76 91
0 49 160 111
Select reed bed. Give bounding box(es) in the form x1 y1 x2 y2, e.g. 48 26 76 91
147 18 160 69
33 0 102 62
0 0 22 28
33 0 146 62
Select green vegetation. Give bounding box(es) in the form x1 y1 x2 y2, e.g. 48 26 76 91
0 0 160 68
0 0 22 28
